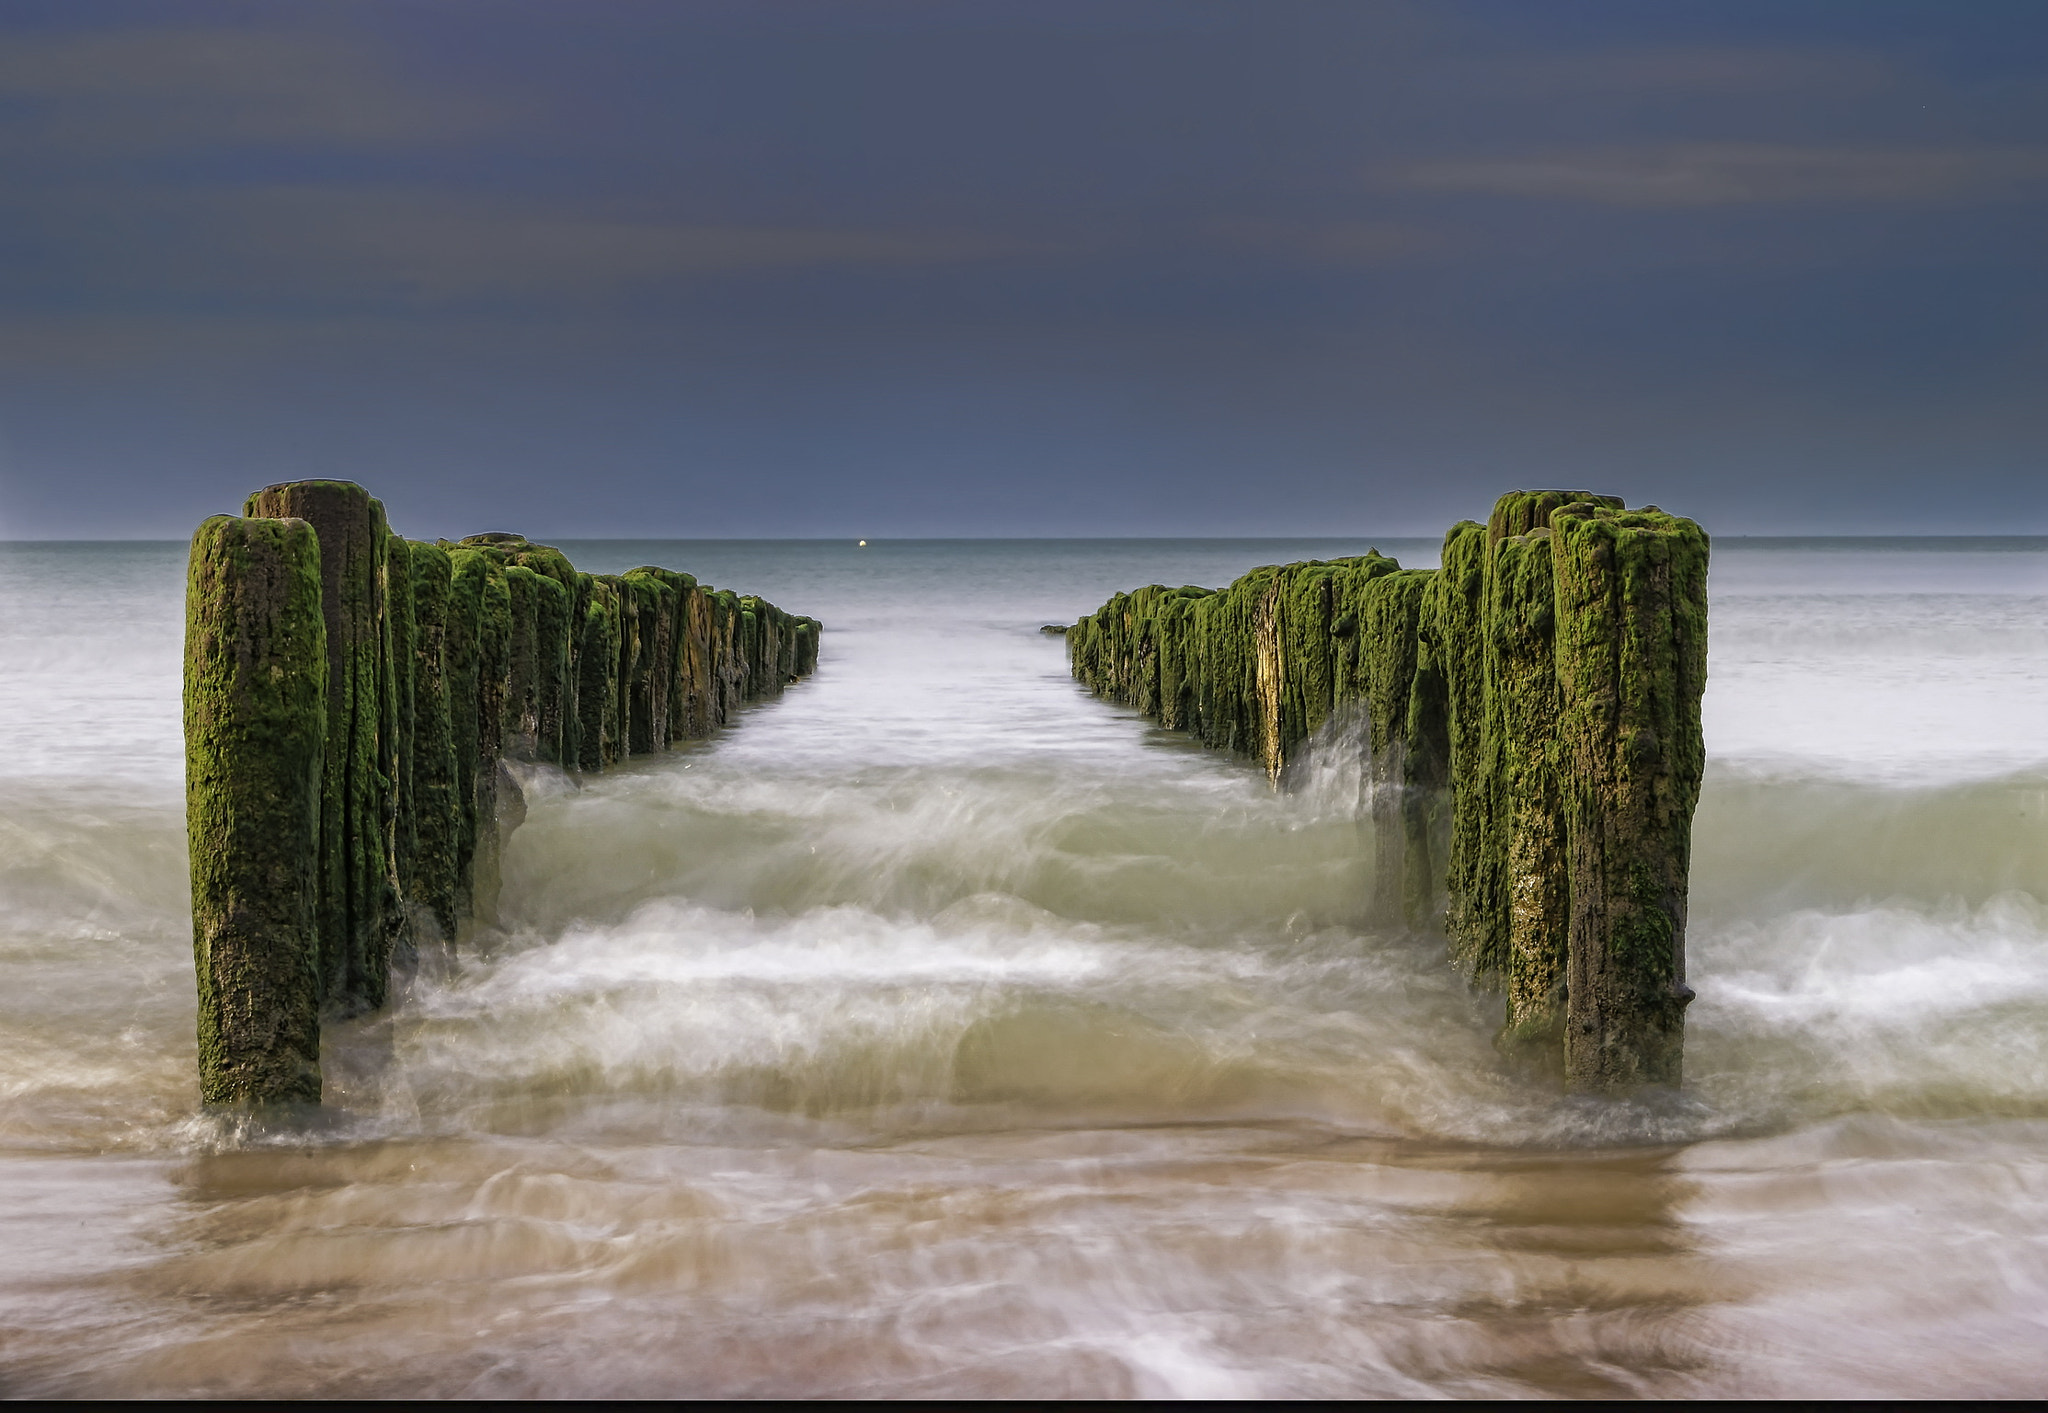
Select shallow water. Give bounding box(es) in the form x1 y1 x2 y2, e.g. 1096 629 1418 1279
2 534 2047 1397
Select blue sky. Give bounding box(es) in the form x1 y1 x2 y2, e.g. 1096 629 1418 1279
2 0 2044 537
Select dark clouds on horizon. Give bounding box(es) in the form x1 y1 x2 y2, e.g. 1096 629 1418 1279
1 0 2044 538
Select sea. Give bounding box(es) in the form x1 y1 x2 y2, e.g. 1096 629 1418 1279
1 534 2045 1397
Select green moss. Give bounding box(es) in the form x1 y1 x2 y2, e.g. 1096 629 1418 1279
383 530 416 973
1486 489 1623 543
1276 565 1337 750
1355 569 1436 926
622 570 678 753
597 576 638 760
793 617 821 679
185 515 326 1105
469 555 513 924
1487 530 1569 1064
1325 554 1403 715
186 489 827 1109
1404 572 1452 928
561 572 593 767
631 568 696 747
476 556 512 763
578 578 621 770
406 541 460 941
738 597 764 696
445 548 486 915
1066 553 1413 780
1550 503 1708 1090
1436 521 1496 979
530 572 572 764
243 480 390 1016
1359 570 1428 757
503 541 578 593
503 564 540 756
712 589 743 725
1064 491 1707 1092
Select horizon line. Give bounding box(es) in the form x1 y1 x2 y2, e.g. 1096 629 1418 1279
5 532 2048 546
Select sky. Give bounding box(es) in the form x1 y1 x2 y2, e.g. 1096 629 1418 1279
1 0 2044 539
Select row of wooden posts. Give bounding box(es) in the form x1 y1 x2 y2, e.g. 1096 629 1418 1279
1064 491 1708 1090
184 480 820 1105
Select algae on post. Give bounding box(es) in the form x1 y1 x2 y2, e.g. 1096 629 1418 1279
383 529 416 973
1487 528 1569 1064
1436 521 1495 980
184 481 827 1109
185 515 327 1105
1551 503 1708 1089
444 547 486 922
407 541 460 942
1063 488 1706 1092
243 480 391 1016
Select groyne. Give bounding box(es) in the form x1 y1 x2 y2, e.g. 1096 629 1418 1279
1066 491 1707 1090
185 480 820 1105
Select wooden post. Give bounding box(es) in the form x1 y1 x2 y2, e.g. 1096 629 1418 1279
407 541 460 942
242 481 390 1016
185 515 326 1104
1552 505 1708 1089
1487 528 1569 1065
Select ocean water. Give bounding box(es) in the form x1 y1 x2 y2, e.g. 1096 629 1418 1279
2 534 2047 1397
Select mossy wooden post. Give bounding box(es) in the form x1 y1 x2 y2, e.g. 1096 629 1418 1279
1552 505 1708 1089
622 571 674 754
243 481 389 1015
503 563 540 757
577 578 620 770
711 590 741 726
408 541 459 941
383 531 416 976
1436 522 1496 979
590 575 637 761
1360 570 1432 926
650 569 698 747
777 606 798 686
1404 578 1451 926
679 582 715 740
738 601 762 702
445 548 485 923
471 555 513 922
751 597 786 696
185 516 326 1104
563 572 594 769
1488 529 1569 1063
1153 596 1195 730
1062 489 1702 1089
1248 572 1286 777
495 539 577 764
531 572 572 763
185 485 822 1107
608 578 633 762
658 574 700 744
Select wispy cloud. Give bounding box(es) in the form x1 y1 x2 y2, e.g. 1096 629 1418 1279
1400 144 2048 207
0 27 494 153
252 189 1042 291
1 186 1046 310
1455 44 1899 100
1203 218 1436 265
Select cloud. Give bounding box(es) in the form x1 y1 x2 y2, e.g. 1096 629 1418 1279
1455 44 1898 100
249 189 1040 293
0 26 494 154
1399 144 2048 207
1203 218 1436 265
0 185 1047 313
